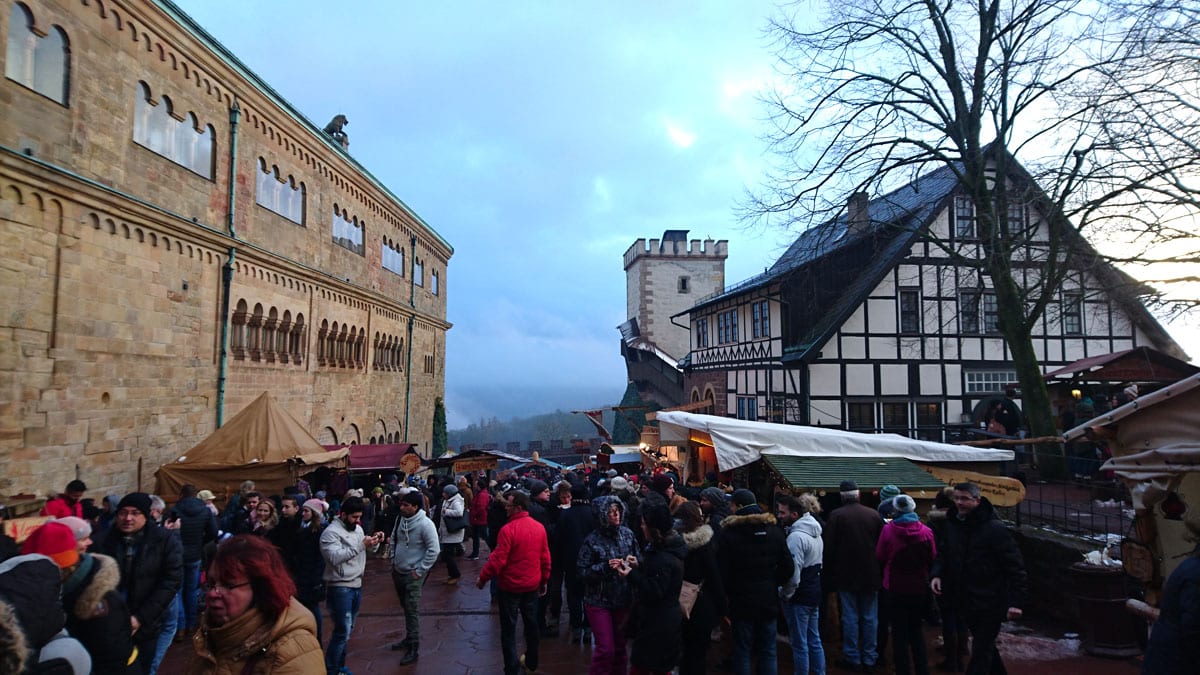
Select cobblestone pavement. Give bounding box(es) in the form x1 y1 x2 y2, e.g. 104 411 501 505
161 551 1143 674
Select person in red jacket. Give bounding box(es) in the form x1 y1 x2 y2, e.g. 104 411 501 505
477 490 551 675
468 478 492 560
41 479 87 519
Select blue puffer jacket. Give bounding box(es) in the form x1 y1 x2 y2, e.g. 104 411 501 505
577 496 639 609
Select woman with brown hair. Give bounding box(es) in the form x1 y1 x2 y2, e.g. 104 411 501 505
189 534 323 674
251 499 279 538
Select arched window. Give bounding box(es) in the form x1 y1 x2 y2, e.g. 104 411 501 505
132 82 214 178
255 158 303 224
248 304 264 361
6 3 70 105
264 307 279 363
291 314 305 365
277 310 292 364
317 319 329 366
230 299 248 360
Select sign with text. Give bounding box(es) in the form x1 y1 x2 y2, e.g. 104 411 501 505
454 458 498 474
916 465 1027 507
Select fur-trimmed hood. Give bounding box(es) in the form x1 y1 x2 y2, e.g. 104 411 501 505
0 600 28 675
720 512 778 530
681 524 714 551
66 553 121 621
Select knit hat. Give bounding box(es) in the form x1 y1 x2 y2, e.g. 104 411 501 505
400 491 424 508
117 492 153 519
442 484 459 497
894 494 917 514
879 484 901 501
21 521 79 568
839 480 858 493
606 469 618 478
302 499 327 517
196 489 215 501
54 516 92 542
527 480 549 496
609 477 630 493
650 475 674 495
731 489 757 507
642 504 673 534
700 487 728 507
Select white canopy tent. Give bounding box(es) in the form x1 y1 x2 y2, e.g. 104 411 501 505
655 411 1014 472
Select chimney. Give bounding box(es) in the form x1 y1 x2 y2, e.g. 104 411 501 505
848 191 870 234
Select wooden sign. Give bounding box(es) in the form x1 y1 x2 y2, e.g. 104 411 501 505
454 457 498 474
399 452 422 475
3 516 52 544
915 464 1027 507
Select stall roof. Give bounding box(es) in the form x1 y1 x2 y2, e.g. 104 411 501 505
763 455 947 494
428 448 529 469
1043 346 1197 383
327 444 415 472
606 452 645 465
656 411 1013 472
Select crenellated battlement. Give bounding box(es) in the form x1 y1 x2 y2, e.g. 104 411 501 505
623 232 728 270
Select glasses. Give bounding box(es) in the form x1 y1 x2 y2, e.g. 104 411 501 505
203 581 250 595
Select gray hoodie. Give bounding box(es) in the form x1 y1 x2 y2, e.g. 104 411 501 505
780 513 824 604
390 509 440 576
320 516 367 588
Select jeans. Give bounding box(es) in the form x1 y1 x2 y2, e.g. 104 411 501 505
391 569 427 645
585 604 629 675
839 590 879 666
784 603 825 675
499 590 540 675
181 559 202 631
470 525 488 557
325 585 362 673
731 618 777 675
889 592 930 675
148 593 180 675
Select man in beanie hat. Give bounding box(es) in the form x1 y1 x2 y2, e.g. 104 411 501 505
717 489 794 675
97 492 182 674
42 479 88 519
23 521 140 673
700 487 732 535
825 479 884 672
387 490 440 664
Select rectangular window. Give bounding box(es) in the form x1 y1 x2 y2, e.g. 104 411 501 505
899 289 921 333
678 276 690 293
1007 202 1025 233
695 317 709 349
718 309 738 344
1062 291 1082 335
414 258 424 287
960 291 981 334
965 370 1018 394
752 300 770 338
431 271 439 296
847 402 875 431
915 402 943 441
736 396 758 421
982 292 999 333
881 401 909 433
954 196 975 238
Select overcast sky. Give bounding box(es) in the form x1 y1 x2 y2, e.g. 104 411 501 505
171 1 1198 430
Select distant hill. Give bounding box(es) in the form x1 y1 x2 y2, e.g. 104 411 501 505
448 408 615 451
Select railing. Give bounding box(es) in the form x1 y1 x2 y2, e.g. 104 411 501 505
998 476 1133 538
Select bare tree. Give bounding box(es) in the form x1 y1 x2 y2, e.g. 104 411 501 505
750 0 1200 470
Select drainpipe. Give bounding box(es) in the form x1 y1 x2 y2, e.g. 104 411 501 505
216 100 241 428
403 235 417 443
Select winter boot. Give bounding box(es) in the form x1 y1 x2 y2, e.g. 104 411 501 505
936 636 959 672
399 643 419 665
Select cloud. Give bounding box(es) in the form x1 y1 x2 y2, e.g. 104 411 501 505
664 119 697 148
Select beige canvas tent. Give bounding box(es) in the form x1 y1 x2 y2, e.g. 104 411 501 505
155 392 349 502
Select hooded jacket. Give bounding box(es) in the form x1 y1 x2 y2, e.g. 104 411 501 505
930 496 1026 613
577 495 640 609
717 507 794 620
0 554 68 674
171 496 218 564
390 508 440 576
680 524 727 632
188 597 323 675
781 513 824 606
628 531 687 672
875 515 936 596
479 510 551 593
61 553 138 674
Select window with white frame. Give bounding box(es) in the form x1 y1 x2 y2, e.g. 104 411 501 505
1006 201 1025 233
718 309 738 344
331 205 364 255
954 196 975 238
736 396 758 421
381 238 404 276
899 289 921 333
751 300 770 338
1062 291 1082 335
965 370 1017 394
6 3 69 104
695 317 709 348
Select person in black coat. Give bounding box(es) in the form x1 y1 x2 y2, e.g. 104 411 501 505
718 489 794 675
621 504 686 674
167 484 216 636
60 552 140 673
1142 519 1200 675
97 493 183 674
676 501 727 675
554 483 596 642
930 483 1026 675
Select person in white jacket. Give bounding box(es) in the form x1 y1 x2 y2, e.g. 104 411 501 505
437 484 467 585
320 496 384 675
777 493 827 675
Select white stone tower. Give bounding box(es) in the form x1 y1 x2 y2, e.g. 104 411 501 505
623 230 728 362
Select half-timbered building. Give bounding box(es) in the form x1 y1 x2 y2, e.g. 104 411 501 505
680 161 1185 440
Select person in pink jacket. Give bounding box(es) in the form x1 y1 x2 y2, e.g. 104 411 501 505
875 494 936 675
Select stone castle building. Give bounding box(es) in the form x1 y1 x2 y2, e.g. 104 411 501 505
620 231 726 408
0 0 452 497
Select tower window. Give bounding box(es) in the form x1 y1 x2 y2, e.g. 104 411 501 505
678 276 690 293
